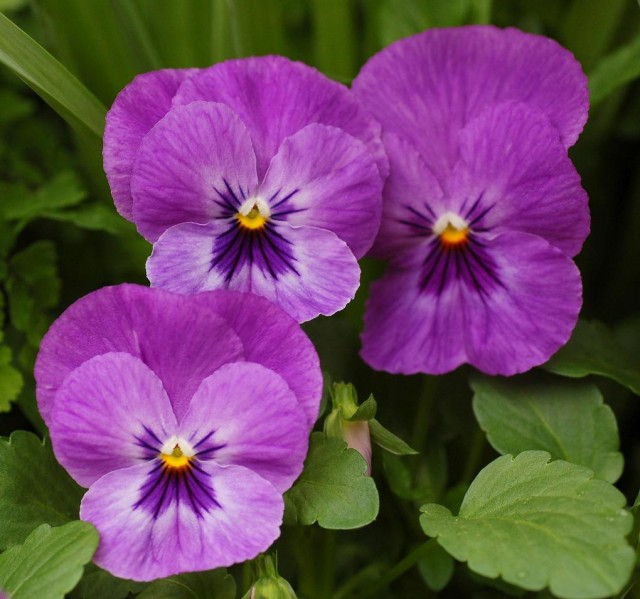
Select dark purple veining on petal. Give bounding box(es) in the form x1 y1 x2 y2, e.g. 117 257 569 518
397 193 505 297
134 428 225 520
208 179 301 282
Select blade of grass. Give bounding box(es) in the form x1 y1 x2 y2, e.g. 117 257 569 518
312 0 356 80
111 0 163 71
589 33 640 105
0 12 106 138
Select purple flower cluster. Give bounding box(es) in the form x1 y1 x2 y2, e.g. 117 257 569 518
35 24 591 582
355 26 589 375
103 57 386 322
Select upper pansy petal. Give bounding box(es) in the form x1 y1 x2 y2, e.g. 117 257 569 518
172 55 388 180
371 133 446 261
104 68 197 220
180 362 309 492
130 101 259 242
361 231 582 376
192 291 322 427
260 123 383 259
353 26 588 180
35 284 244 424
50 353 177 488
449 102 590 257
81 461 283 581
147 220 361 324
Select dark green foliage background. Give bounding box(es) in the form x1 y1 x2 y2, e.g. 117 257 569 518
1 1 639 598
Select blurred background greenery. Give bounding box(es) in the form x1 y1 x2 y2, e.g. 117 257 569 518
1 1 639 597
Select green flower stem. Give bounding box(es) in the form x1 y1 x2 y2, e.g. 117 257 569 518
355 538 439 598
461 426 486 485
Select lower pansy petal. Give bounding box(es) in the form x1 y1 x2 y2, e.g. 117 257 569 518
361 268 467 375
81 461 283 582
260 123 383 258
50 353 177 488
463 231 582 375
147 220 360 323
361 231 581 376
179 362 309 492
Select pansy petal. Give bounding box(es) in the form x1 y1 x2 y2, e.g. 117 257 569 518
371 133 446 260
361 266 467 375
449 102 589 257
104 68 197 220
180 362 308 492
50 353 177 488
81 461 283 581
130 101 259 242
354 26 588 181
35 284 244 425
463 232 582 375
147 221 360 323
260 123 383 258
192 291 322 426
361 232 581 376
172 56 388 179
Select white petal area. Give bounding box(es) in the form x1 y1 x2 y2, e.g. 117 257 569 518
147 221 361 323
81 461 283 582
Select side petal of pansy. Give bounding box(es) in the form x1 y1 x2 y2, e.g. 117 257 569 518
196 290 322 426
147 220 360 322
80 461 283 581
259 123 383 259
130 101 259 242
361 231 582 376
172 55 388 180
49 353 178 488
179 362 309 493
369 133 446 260
353 26 588 181
35 284 244 425
449 101 589 257
104 68 197 220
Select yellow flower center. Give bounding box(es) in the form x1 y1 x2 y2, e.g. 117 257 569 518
160 441 193 471
433 212 469 249
439 223 469 247
237 196 270 231
237 205 267 230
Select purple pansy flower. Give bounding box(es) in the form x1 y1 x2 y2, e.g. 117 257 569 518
103 57 387 323
35 284 321 581
352 26 590 376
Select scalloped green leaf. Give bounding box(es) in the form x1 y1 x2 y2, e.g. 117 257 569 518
471 375 623 482
0 345 23 412
138 569 235 599
0 431 84 549
545 320 640 395
420 451 634 599
284 432 379 529
0 522 98 599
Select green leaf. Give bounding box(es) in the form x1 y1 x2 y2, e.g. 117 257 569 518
545 320 640 395
0 172 86 223
369 418 418 455
471 374 623 483
284 432 379 529
6 240 60 344
0 431 84 549
346 394 377 421
138 570 236 599
69 566 147 599
420 451 635 598
0 12 106 138
417 542 454 592
41 203 135 236
0 522 98 599
0 345 23 412
589 34 640 105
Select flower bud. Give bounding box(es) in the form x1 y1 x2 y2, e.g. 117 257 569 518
242 555 297 599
